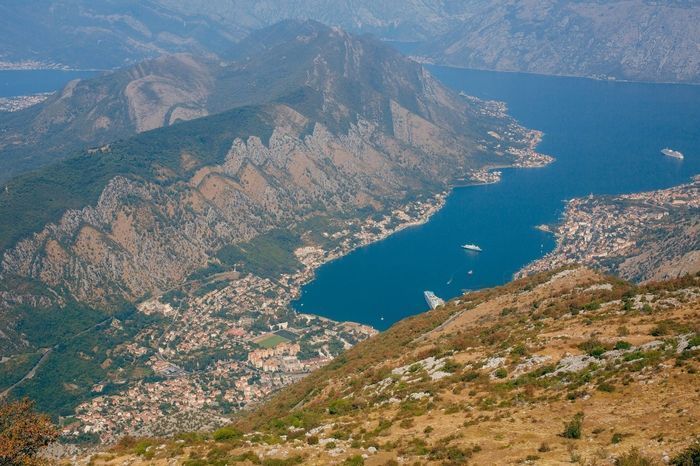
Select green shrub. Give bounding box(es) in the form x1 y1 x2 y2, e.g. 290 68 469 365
615 341 632 350
494 368 508 379
213 426 242 441
561 412 584 439
612 432 624 444
328 398 353 415
579 339 608 358
598 382 615 392
342 455 365 466
671 439 700 465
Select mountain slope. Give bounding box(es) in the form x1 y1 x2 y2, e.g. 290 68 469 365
91 268 700 464
414 0 700 84
0 54 216 182
0 18 501 182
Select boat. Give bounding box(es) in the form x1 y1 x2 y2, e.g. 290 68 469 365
424 291 445 310
462 243 483 252
661 148 684 160
468 270 474 275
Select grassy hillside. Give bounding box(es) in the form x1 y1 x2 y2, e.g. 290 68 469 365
88 267 700 464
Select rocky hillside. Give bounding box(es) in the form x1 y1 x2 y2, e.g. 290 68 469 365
0 17 525 182
0 21 549 420
520 178 700 283
84 267 700 465
4 1 699 84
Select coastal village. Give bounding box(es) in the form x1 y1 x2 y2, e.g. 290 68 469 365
521 176 700 279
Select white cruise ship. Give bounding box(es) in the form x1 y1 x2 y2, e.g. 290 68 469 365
424 291 445 310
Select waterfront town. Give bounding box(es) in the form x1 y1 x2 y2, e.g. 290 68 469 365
62 194 450 443
520 176 700 280
0 93 52 112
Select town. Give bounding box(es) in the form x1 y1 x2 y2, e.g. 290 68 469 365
63 194 448 443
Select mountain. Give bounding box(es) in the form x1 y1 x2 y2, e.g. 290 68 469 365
520 178 700 283
413 0 700 84
0 21 548 423
3 1 698 83
0 0 239 70
158 0 700 84
88 267 700 464
0 54 217 182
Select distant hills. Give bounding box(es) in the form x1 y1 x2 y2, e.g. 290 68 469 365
160 0 700 84
0 0 239 69
2 1 699 83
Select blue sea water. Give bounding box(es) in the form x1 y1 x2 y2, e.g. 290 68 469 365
293 67 700 330
0 69 98 97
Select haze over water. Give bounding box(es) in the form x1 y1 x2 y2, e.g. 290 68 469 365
293 67 700 330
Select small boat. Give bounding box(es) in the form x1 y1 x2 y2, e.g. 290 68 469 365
462 244 482 252
468 270 474 275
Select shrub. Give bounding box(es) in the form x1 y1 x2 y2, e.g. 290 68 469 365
538 442 551 452
615 341 632 350
213 426 242 441
325 441 337 450
0 399 58 465
671 439 700 465
612 432 624 444
561 412 584 439
614 447 656 466
343 455 365 466
579 339 608 358
328 399 353 415
598 382 615 393
306 435 319 445
494 368 508 379
441 359 461 373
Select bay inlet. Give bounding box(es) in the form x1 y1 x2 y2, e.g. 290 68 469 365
293 67 700 330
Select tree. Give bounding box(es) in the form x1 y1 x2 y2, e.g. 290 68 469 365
0 398 58 465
